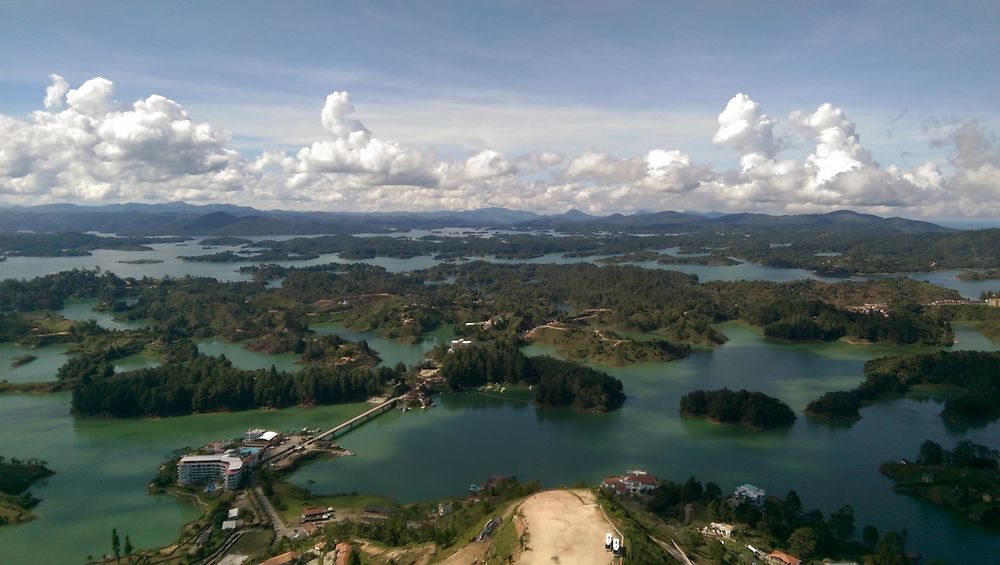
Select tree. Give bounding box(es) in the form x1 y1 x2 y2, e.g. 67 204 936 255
874 531 908 565
347 547 362 565
705 481 722 500
862 524 880 545
917 440 945 466
111 528 121 561
787 527 817 560
784 490 802 514
124 535 133 556
829 505 855 540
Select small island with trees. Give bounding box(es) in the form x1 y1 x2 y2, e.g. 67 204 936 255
0 456 54 525
679 389 796 430
880 439 1000 529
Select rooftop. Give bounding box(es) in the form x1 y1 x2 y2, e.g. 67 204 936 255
258 551 299 565
769 550 802 565
178 452 243 472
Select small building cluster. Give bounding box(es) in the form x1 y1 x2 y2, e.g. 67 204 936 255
402 381 435 409
300 506 334 526
702 522 734 538
600 469 659 495
985 295 1000 307
845 303 890 317
449 338 473 351
176 428 283 490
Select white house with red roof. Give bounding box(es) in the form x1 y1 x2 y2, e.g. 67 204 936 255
600 469 659 495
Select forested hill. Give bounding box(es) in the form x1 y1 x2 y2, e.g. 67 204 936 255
0 203 950 236
439 341 626 412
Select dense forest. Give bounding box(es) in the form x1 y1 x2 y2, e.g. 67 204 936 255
806 351 1000 423
68 346 403 418
439 341 625 411
745 299 952 345
679 388 796 429
0 269 126 312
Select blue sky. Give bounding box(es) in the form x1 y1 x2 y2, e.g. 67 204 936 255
0 1 998 215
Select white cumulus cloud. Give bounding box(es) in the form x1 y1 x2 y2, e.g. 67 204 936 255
1 76 998 216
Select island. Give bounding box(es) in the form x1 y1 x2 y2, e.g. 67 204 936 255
198 236 254 246
10 354 37 368
679 388 796 430
116 258 164 265
806 350 1000 424
881 440 1000 529
440 340 625 412
957 269 1000 281
179 250 320 263
67 347 403 418
0 456 54 525
525 324 691 365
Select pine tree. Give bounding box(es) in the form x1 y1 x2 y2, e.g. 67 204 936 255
111 528 121 561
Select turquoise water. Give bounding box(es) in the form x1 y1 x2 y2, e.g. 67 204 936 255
195 340 304 372
0 396 369 564
58 299 149 331
0 343 70 383
288 322 1000 563
310 323 455 367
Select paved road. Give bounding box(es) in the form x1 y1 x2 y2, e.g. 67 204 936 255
252 486 302 540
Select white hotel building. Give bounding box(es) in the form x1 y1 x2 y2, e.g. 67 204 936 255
177 452 245 490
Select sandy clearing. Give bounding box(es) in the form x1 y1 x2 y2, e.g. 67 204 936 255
517 489 615 565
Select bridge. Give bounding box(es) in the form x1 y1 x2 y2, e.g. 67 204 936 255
306 395 404 444
260 395 404 465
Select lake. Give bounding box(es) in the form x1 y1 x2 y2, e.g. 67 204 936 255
1 237 996 298
287 322 1000 563
2 245 999 563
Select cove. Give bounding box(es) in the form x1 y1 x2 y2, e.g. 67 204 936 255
0 394 370 565
286 322 1000 563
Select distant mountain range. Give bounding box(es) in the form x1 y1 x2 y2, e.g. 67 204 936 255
0 202 954 236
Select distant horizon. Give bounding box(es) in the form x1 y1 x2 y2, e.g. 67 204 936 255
3 200 1000 230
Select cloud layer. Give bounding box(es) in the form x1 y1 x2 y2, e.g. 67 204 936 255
0 75 997 217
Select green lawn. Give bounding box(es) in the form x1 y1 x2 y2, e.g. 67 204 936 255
271 482 398 524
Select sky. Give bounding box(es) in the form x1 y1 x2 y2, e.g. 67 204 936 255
0 1 998 217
